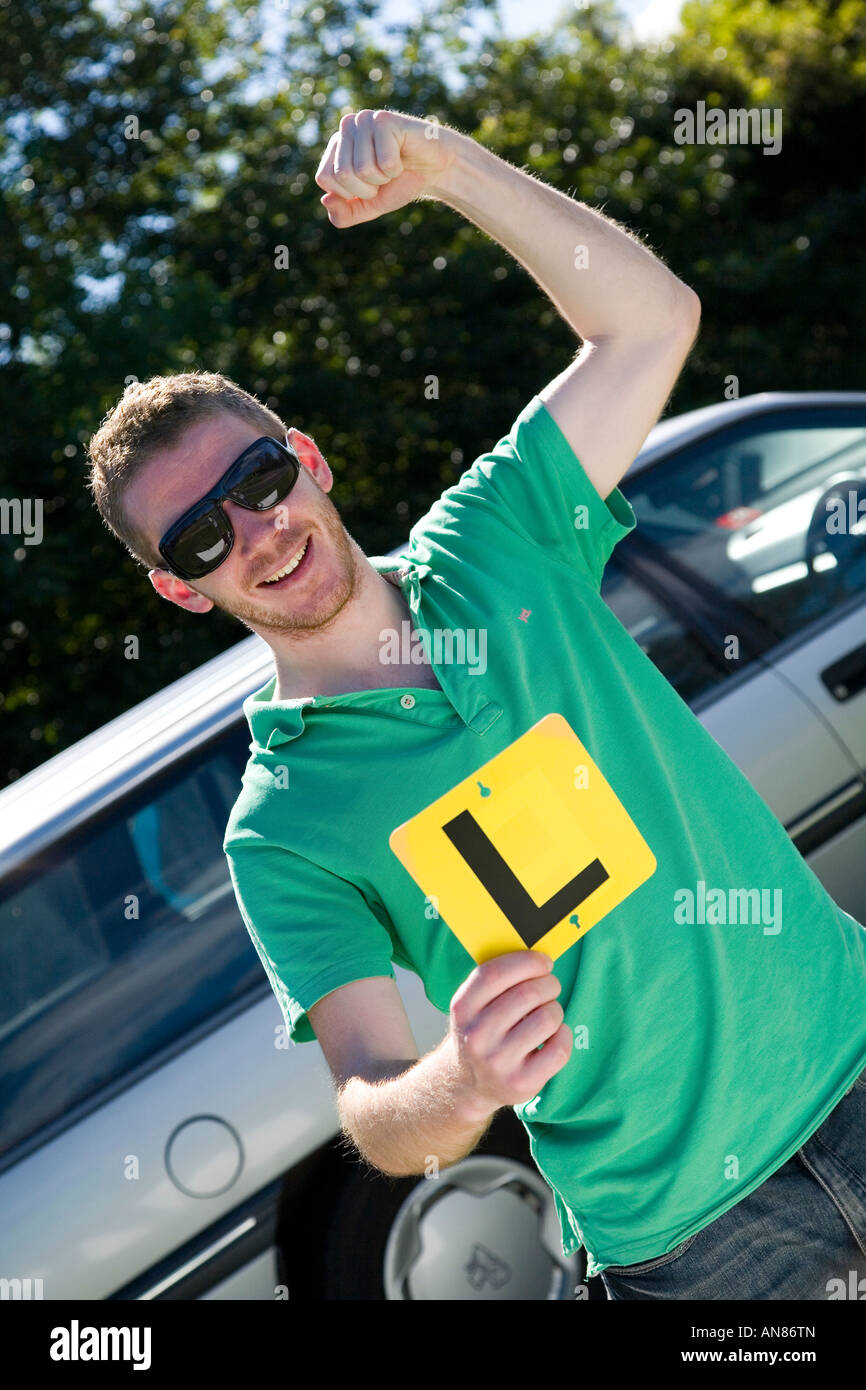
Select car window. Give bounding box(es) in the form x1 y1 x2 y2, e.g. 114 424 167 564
601 560 730 703
622 408 866 645
0 723 263 1164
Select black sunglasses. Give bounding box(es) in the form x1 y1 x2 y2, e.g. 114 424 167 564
157 434 301 581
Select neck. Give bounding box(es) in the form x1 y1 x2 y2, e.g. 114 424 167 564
258 547 414 701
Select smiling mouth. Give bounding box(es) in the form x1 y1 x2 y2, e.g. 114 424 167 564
257 535 312 588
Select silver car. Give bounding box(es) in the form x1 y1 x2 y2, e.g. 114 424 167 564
1 391 865 1301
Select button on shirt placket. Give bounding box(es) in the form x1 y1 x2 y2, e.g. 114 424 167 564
392 560 502 736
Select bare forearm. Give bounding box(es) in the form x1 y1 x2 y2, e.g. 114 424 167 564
425 128 696 341
337 1034 496 1178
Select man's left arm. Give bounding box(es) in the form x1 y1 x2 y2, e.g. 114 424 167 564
315 109 700 504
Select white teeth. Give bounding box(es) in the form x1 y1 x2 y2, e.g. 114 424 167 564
263 539 308 584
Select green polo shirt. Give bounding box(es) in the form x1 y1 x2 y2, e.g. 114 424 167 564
223 392 866 1276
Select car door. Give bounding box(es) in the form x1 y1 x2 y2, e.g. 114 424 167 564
0 723 292 1299
0 712 453 1300
601 401 866 926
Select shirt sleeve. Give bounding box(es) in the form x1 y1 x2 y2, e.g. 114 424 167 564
225 842 397 1045
408 394 636 592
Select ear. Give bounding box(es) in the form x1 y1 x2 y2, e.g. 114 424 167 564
288 426 333 492
148 568 214 613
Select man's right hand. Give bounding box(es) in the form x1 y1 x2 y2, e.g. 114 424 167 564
446 950 573 1122
314 109 461 228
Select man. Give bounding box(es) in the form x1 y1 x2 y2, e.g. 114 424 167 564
86 109 866 1299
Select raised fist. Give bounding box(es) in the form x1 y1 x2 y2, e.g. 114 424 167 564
314 109 458 227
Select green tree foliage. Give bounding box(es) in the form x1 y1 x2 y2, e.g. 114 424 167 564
1 0 864 780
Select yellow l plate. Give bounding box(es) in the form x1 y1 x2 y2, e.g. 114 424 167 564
389 712 657 964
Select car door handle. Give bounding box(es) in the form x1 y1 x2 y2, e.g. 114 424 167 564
820 643 866 702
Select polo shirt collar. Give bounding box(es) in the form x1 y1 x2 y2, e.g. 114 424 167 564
243 551 500 749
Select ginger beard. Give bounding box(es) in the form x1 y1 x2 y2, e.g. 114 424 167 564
198 483 363 638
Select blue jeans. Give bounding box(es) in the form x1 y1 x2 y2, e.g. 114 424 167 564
598 1064 866 1300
